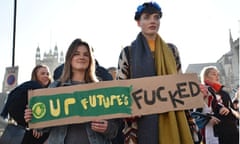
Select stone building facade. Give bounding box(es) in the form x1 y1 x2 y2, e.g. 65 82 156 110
35 45 64 77
186 31 239 98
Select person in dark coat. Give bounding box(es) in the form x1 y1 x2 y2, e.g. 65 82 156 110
200 66 239 144
1 64 51 144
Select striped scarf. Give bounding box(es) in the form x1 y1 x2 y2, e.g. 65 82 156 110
124 33 194 144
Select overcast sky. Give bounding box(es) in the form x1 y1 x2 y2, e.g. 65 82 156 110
0 0 239 92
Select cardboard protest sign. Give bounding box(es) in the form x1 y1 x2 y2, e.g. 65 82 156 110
28 73 204 129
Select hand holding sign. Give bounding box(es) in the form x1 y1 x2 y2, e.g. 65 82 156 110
91 120 108 133
28 73 204 129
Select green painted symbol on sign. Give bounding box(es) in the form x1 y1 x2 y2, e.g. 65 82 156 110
32 102 46 119
30 86 132 123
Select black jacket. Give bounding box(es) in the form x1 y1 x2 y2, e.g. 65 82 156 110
1 80 43 126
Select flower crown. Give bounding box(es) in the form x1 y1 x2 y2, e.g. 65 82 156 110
134 2 162 20
136 2 161 14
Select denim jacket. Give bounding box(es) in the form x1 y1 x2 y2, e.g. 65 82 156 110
45 81 119 144
47 121 119 144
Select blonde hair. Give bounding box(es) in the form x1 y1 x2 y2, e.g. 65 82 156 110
31 64 51 87
200 66 219 84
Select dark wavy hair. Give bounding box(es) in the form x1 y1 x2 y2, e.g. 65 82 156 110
134 2 162 21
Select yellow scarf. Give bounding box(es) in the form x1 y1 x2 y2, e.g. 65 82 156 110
155 35 193 144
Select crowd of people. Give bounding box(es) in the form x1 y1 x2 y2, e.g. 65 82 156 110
0 1 239 144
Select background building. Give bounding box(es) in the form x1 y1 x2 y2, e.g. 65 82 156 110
185 31 239 98
35 45 64 76
0 45 65 135
0 93 7 135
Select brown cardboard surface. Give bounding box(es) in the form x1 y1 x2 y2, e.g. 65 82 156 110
28 73 204 128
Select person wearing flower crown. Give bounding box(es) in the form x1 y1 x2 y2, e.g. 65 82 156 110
117 1 197 144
